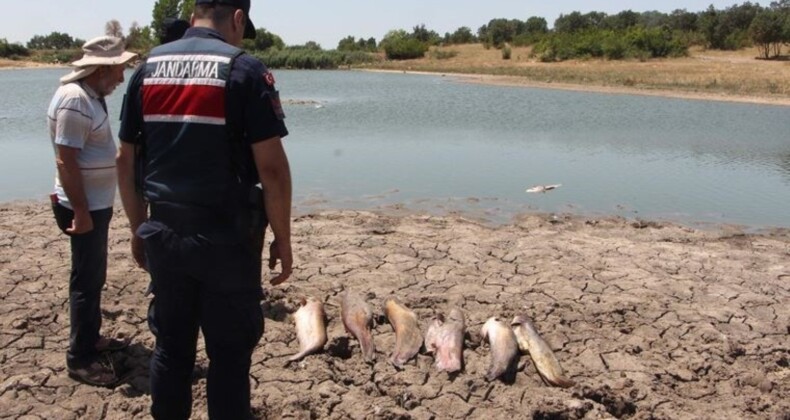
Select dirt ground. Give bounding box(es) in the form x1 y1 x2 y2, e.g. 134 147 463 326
364 44 790 106
0 201 788 419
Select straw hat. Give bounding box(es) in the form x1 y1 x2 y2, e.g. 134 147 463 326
60 36 138 84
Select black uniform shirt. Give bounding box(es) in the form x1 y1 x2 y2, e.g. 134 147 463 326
119 27 288 147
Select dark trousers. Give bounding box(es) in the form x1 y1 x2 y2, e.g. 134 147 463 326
52 203 113 368
140 211 264 420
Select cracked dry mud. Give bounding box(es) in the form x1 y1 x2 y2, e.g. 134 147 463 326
1 202 788 419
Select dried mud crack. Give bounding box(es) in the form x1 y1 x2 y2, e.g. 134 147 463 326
0 202 788 419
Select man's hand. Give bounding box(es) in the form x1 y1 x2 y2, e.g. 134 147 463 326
131 234 148 271
67 210 94 234
268 239 292 286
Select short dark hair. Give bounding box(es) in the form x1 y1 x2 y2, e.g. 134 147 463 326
159 18 190 44
194 4 236 23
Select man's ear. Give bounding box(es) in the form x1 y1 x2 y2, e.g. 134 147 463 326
234 9 246 34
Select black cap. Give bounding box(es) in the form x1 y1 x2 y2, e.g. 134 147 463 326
194 0 256 39
160 18 190 44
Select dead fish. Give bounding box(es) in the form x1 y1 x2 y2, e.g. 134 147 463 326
526 184 562 193
287 297 328 364
340 292 376 362
480 317 519 382
511 314 575 388
424 308 465 373
384 298 423 368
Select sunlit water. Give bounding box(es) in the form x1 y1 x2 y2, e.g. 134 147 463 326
2 68 789 228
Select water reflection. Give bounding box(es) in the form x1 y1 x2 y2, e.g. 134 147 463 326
1 69 789 228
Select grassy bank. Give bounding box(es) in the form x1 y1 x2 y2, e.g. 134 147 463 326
6 43 788 103
358 44 790 102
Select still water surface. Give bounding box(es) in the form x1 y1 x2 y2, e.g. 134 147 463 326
1 68 788 228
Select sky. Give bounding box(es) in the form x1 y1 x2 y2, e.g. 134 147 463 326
4 1 743 48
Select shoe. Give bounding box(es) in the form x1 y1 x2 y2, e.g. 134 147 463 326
68 354 120 388
95 336 130 352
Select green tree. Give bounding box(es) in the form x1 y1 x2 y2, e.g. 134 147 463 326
251 28 284 51
477 24 488 42
126 22 155 51
602 10 640 30
512 17 548 46
446 26 475 44
411 24 441 46
360 37 377 51
0 38 29 58
750 10 785 57
484 18 518 47
27 32 81 49
639 11 669 28
524 17 548 34
337 35 357 51
152 0 182 43
380 29 427 60
181 0 195 20
702 2 763 50
554 12 593 33
337 36 377 52
668 9 698 32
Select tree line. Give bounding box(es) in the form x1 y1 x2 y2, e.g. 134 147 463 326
3 1 788 64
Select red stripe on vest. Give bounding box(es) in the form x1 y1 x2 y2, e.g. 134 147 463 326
142 84 225 119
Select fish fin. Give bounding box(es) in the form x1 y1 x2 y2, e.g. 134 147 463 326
548 375 576 388
538 371 575 388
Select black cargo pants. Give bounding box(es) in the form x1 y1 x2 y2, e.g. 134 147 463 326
140 204 264 420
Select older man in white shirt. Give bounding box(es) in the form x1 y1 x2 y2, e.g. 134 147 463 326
47 36 136 387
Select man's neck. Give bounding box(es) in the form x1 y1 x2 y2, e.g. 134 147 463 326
80 76 103 99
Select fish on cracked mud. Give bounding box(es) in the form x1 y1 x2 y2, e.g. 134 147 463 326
480 316 519 382
424 308 465 373
511 314 575 388
287 297 328 364
384 298 423 368
340 291 376 363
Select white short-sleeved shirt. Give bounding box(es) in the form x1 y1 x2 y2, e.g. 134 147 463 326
47 82 117 211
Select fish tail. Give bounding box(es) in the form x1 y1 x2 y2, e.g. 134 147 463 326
549 375 576 388
359 330 376 363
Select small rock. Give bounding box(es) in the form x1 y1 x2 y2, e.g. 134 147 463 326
758 380 773 393
11 319 28 330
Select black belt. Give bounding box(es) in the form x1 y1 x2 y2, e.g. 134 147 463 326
149 201 235 233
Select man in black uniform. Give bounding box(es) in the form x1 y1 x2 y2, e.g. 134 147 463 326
116 1 292 418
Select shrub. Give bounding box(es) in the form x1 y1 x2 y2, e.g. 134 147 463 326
428 49 458 60
253 49 378 69
0 39 29 58
532 27 688 61
383 37 428 60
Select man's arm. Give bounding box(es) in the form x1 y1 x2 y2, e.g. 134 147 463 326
55 145 93 234
116 140 148 269
252 137 292 285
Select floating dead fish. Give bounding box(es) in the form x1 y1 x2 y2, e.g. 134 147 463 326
281 98 322 106
385 298 423 368
526 184 562 193
287 297 328 364
340 291 376 363
511 314 575 388
480 317 519 382
424 308 466 373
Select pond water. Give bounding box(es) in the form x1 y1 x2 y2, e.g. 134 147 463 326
1 68 788 228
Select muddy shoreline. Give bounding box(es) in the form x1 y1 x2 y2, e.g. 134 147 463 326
0 201 788 419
